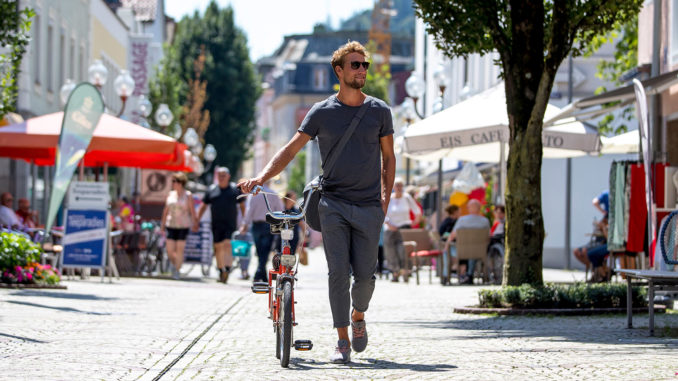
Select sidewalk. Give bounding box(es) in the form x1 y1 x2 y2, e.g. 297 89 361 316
0 248 677 380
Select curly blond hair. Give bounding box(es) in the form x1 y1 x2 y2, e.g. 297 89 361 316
330 41 370 79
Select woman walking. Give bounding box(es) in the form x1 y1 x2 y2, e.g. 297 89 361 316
160 172 198 279
383 178 421 282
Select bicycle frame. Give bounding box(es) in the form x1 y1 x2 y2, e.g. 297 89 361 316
267 219 297 330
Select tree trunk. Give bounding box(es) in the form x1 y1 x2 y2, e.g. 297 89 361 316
502 115 545 286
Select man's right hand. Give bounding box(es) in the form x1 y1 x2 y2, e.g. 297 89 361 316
237 177 264 195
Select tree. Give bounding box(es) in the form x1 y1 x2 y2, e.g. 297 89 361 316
171 1 260 174
148 44 184 135
180 46 210 158
585 16 638 135
363 42 392 104
287 150 306 197
414 0 643 286
0 2 33 118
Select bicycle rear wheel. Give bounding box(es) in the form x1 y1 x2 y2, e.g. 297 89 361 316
279 281 293 367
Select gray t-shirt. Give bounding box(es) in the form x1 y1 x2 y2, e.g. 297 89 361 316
453 214 490 232
298 95 393 206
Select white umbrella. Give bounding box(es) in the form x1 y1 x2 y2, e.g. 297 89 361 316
601 130 639 154
402 83 601 162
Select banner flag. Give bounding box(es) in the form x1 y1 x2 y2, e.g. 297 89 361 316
632 79 656 265
44 83 104 234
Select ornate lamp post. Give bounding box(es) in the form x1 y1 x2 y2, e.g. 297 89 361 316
60 59 136 117
154 103 173 129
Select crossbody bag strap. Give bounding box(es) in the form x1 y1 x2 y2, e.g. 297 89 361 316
322 96 372 177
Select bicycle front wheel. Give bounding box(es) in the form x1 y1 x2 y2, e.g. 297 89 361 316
279 281 293 367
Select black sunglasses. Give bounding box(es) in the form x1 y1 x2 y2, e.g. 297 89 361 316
349 61 370 70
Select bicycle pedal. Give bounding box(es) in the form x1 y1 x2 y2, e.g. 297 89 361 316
294 340 313 351
251 282 269 294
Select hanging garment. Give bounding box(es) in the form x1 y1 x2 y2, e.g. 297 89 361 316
627 163 648 252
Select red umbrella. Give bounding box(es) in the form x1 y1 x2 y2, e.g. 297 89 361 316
0 112 192 171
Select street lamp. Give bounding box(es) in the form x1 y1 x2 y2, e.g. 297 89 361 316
203 144 217 162
182 127 199 148
405 72 425 119
61 59 136 117
154 103 173 129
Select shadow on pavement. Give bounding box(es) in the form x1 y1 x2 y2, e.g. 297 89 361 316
290 357 457 371
6 300 113 315
0 332 47 343
9 290 118 301
390 317 678 346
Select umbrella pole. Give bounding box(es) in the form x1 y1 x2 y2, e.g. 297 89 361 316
103 162 108 182
437 159 443 229
78 159 84 181
30 160 36 216
499 141 506 203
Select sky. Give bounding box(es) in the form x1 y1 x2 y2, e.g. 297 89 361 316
165 0 375 61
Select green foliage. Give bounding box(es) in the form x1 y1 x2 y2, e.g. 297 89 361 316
478 283 647 309
0 2 34 118
148 45 185 135
0 232 42 270
585 16 638 135
160 1 261 174
338 0 415 36
287 150 306 197
363 63 392 104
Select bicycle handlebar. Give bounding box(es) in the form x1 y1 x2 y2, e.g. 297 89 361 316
238 184 318 221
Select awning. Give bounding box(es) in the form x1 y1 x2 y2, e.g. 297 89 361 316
544 68 678 126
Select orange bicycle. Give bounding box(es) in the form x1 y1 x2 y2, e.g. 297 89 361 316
245 185 314 367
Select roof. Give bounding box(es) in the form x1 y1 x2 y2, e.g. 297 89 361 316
121 0 158 22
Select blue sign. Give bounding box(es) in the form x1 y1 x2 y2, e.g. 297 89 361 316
184 220 213 264
61 209 108 268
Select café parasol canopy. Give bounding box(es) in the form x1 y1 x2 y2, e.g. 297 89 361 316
0 112 192 171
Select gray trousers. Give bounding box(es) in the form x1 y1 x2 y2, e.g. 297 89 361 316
383 229 410 274
318 196 384 328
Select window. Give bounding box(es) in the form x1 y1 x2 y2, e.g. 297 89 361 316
47 24 53 92
33 14 40 85
313 66 328 90
69 38 75 80
672 0 678 64
59 29 65 89
79 44 84 82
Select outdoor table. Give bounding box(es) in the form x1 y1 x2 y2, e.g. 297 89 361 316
617 269 678 336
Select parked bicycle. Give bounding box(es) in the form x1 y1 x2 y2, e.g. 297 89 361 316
244 185 314 368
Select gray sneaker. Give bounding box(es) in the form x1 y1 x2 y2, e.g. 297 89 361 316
330 339 351 364
351 320 367 352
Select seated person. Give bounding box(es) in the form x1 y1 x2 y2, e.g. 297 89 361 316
15 198 38 229
573 217 610 282
0 192 21 229
438 204 460 284
490 204 505 237
443 199 490 284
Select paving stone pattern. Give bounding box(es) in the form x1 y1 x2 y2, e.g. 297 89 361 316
1 248 677 380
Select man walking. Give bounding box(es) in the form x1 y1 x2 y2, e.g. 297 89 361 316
197 167 245 283
239 181 283 283
239 41 395 364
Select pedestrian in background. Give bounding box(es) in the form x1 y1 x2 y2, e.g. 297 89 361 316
197 167 245 284
239 41 395 364
0 192 20 229
160 172 198 280
15 198 38 229
384 178 421 283
239 181 283 283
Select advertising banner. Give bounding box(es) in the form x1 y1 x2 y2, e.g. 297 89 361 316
140 169 172 203
45 83 104 233
61 209 108 268
183 220 213 264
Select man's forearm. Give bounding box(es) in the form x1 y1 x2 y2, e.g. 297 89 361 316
258 146 297 183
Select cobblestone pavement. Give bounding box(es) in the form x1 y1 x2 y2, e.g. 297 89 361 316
1 247 677 380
